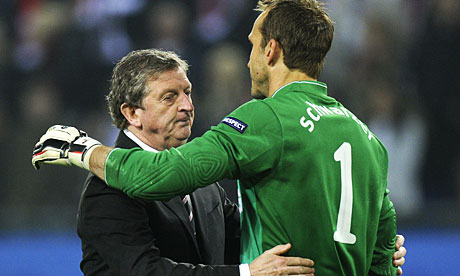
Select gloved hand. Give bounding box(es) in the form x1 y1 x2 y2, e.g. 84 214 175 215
32 125 101 170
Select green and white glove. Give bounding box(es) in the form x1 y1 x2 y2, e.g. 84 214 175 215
32 125 101 170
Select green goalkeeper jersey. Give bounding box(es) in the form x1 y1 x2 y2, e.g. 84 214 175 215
105 81 397 276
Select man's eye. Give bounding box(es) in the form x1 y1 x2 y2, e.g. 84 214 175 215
163 94 175 101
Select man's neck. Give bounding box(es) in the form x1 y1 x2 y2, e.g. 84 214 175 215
123 129 159 152
267 69 316 98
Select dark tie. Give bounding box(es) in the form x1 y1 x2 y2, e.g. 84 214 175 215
182 194 196 235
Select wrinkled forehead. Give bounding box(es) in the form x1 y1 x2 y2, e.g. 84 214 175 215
147 65 182 81
146 67 191 93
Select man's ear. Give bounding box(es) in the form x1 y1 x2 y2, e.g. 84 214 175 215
266 38 280 66
120 103 142 128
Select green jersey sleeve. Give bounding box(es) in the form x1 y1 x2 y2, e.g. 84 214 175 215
105 99 283 200
369 188 398 276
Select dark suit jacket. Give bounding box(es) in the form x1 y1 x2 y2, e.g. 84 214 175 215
77 130 241 275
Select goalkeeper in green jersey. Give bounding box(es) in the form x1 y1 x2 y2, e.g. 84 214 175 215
33 0 407 275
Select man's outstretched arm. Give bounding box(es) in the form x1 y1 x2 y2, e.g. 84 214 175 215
89 145 112 181
33 125 238 200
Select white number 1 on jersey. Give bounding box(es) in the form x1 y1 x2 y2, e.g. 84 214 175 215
333 142 356 244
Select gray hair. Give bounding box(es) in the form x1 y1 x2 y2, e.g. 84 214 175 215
107 49 189 129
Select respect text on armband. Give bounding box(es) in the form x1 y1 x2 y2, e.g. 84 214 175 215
221 117 248 133
299 100 373 141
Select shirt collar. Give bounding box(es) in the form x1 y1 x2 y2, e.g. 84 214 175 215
271 80 328 98
123 129 159 153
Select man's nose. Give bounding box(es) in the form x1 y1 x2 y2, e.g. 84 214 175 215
178 93 194 112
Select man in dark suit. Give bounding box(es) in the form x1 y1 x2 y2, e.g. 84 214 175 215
76 49 315 275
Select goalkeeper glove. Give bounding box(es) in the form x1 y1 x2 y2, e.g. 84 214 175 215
32 125 101 170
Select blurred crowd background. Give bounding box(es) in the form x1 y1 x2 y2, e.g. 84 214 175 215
0 0 459 274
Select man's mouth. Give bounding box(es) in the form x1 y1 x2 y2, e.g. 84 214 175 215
176 118 190 124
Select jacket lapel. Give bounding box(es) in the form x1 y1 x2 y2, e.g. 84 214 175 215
190 189 209 255
162 197 202 259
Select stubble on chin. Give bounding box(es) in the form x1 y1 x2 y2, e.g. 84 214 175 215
251 93 266 99
250 78 269 99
